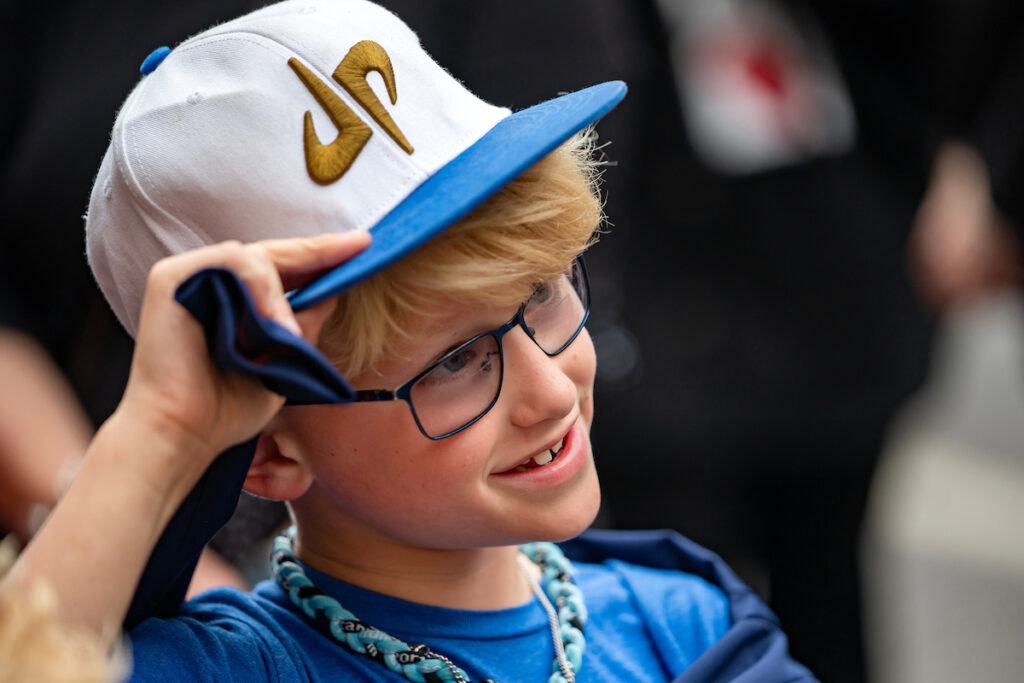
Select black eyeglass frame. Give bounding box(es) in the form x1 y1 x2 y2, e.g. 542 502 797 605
350 257 591 440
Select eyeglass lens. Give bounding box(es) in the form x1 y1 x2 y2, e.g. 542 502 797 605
410 334 502 437
409 260 588 438
523 261 588 354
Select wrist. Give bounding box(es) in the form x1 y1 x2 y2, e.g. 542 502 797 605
94 407 218 508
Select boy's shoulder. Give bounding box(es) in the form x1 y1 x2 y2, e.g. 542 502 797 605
126 585 393 682
573 553 731 675
564 528 819 682
126 587 288 682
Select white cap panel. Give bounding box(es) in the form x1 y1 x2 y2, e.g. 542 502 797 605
86 0 512 336
194 0 509 172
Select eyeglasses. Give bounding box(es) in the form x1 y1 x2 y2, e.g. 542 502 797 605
351 257 591 439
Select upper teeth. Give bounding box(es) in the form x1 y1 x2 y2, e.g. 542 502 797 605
529 437 565 466
532 450 553 466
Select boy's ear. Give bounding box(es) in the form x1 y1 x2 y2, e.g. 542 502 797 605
243 431 314 501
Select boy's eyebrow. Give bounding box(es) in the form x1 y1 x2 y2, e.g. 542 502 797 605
416 290 536 369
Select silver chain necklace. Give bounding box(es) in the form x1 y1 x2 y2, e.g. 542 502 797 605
517 554 576 681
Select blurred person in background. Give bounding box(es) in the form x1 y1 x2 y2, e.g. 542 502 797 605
0 537 124 683
861 40 1024 678
863 139 1024 683
0 331 91 542
3 1 1022 681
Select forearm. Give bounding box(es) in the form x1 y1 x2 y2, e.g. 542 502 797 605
0 233 362 645
2 409 212 643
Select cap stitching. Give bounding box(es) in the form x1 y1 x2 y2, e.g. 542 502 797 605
111 78 211 250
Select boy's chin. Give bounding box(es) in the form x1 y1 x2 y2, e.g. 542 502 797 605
513 486 602 545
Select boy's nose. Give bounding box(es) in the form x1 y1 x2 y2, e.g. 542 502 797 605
503 329 579 427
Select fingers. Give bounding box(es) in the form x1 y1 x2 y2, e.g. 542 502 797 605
166 241 301 336
235 244 301 336
257 232 372 291
146 232 370 340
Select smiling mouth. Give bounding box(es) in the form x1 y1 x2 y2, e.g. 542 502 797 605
510 435 567 472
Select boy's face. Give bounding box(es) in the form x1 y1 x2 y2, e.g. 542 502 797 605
276 293 600 550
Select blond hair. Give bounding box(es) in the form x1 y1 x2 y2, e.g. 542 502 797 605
319 130 605 378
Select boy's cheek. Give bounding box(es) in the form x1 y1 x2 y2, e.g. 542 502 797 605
572 331 598 417
581 390 595 429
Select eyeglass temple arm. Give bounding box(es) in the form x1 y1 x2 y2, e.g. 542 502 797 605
353 389 396 402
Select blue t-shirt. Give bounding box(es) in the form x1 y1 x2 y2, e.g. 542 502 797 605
128 558 729 682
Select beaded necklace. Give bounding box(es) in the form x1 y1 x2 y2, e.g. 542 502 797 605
271 528 587 683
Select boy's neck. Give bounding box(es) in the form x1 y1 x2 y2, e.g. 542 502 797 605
293 524 536 611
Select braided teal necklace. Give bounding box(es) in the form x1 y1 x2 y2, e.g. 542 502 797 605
271 528 587 683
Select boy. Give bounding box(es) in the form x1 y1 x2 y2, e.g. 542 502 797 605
6 1 814 680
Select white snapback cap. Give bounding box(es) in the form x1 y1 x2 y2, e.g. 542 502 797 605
86 0 626 336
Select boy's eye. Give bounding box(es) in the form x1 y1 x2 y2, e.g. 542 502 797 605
420 341 499 389
441 348 474 373
422 346 480 384
530 281 554 305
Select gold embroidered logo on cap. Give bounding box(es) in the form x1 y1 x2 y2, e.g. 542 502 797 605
289 41 414 185
288 58 372 185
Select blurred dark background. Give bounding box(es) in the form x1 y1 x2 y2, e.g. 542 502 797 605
3 1 1024 681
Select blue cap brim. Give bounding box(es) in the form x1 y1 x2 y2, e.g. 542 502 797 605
288 80 627 310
